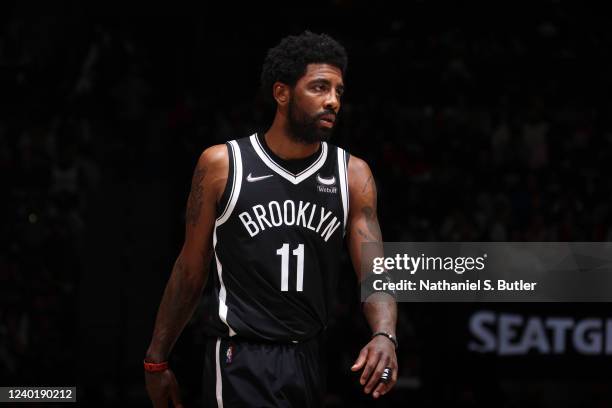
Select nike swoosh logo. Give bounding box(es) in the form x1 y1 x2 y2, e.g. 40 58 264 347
247 173 274 182
316 174 336 186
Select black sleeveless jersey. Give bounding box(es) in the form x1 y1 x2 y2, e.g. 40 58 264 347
200 133 350 343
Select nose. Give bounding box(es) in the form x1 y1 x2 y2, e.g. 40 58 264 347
324 90 340 112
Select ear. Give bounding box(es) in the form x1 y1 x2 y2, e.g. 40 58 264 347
273 82 290 106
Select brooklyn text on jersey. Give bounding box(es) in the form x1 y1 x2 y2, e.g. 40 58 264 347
238 200 342 241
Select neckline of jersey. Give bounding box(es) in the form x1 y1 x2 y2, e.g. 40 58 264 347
256 132 323 176
250 133 328 185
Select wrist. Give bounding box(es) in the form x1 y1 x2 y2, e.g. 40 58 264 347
144 360 169 373
145 348 167 364
372 331 398 350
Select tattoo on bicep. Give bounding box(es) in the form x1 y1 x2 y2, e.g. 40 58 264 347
186 165 207 226
362 175 373 193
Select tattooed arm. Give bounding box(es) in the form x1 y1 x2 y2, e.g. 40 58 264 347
145 145 228 408
346 156 398 399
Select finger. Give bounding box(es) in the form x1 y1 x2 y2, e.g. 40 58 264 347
169 373 183 408
379 362 398 397
372 380 386 399
359 353 377 386
365 356 388 394
351 348 368 372
390 363 398 389
360 351 381 388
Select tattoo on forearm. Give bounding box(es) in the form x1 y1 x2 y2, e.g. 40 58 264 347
173 256 186 276
362 206 382 241
152 255 202 357
186 165 206 226
358 227 378 242
165 257 193 328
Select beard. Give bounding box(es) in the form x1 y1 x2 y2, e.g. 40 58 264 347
287 96 335 144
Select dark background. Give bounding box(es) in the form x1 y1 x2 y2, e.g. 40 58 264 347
2 1 612 407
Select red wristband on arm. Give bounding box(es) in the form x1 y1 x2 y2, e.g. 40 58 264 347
144 360 169 373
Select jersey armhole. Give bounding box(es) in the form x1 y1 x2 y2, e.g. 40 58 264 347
216 142 235 219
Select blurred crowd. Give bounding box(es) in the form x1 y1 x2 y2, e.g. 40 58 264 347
1 3 611 406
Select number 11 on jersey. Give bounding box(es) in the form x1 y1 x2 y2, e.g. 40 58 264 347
276 243 304 292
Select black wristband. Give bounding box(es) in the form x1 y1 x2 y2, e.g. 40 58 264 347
372 331 398 349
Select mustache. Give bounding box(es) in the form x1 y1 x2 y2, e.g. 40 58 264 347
316 110 337 119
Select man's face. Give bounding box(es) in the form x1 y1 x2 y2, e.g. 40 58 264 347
286 63 344 144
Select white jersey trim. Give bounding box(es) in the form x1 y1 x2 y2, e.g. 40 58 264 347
214 139 241 337
337 147 349 235
250 133 328 185
215 337 223 408
217 140 243 224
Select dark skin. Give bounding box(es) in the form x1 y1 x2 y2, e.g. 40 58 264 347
347 156 398 398
145 144 227 408
145 63 397 406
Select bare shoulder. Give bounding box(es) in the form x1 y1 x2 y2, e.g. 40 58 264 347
198 144 229 170
347 154 374 194
195 144 229 203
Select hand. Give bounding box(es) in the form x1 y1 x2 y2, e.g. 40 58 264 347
351 335 398 399
145 369 183 408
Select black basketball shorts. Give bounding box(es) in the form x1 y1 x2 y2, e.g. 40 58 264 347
202 336 325 407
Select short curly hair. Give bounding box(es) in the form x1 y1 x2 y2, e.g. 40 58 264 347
260 31 348 104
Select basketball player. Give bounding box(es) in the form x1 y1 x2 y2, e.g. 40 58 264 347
144 31 397 407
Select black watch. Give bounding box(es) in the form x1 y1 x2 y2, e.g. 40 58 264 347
372 331 398 349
